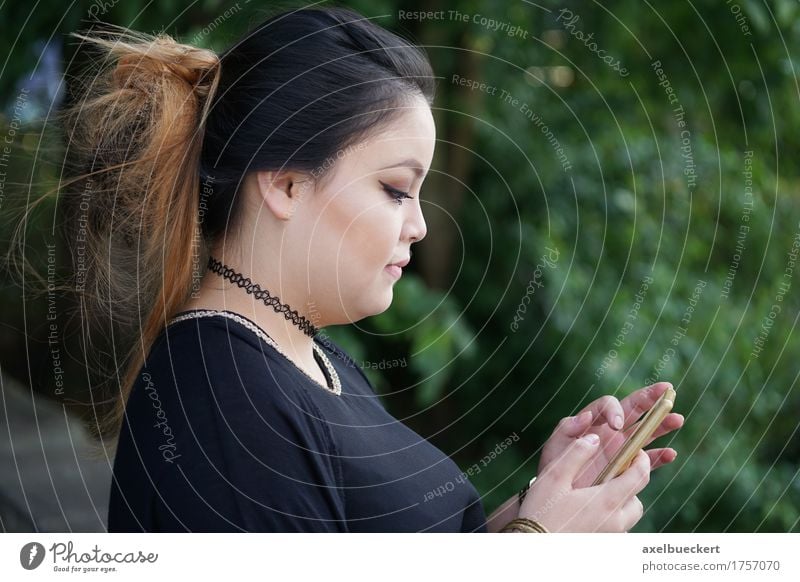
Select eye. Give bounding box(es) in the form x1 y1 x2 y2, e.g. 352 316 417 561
380 180 413 205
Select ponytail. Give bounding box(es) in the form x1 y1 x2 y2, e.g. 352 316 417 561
58 26 220 448
7 8 436 456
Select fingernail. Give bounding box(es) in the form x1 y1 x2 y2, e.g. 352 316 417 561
582 433 599 445
613 415 623 430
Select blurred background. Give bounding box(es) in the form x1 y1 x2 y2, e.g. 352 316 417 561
0 0 798 532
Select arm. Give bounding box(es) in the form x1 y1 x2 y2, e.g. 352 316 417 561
485 494 520 533
486 476 536 532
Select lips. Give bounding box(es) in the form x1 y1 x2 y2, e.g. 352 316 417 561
385 264 402 279
385 257 409 280
388 257 410 268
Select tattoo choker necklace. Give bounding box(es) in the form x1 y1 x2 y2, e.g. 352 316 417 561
206 256 319 337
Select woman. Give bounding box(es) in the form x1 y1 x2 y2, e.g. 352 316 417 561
58 6 683 532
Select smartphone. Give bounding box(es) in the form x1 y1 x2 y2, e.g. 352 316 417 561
592 386 677 486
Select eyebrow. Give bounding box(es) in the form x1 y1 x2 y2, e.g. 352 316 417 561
379 158 426 179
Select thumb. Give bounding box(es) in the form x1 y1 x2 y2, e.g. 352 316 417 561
552 433 601 485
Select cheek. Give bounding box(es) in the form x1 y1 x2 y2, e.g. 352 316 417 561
317 198 399 276
343 207 399 274
307 197 401 319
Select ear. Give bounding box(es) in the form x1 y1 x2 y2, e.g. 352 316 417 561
254 170 309 220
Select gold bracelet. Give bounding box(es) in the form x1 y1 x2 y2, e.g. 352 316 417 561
499 517 549 533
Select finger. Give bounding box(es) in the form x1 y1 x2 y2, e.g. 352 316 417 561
607 449 651 498
620 413 683 449
619 382 673 428
646 447 677 470
641 413 685 446
545 433 602 486
553 410 594 439
578 395 625 430
621 495 644 532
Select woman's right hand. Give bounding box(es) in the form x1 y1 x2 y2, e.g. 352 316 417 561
517 433 651 532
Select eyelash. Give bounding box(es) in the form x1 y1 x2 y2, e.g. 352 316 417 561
380 181 413 205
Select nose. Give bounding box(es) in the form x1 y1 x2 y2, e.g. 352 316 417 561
405 200 427 243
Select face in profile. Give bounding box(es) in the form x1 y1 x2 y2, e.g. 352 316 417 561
286 93 435 326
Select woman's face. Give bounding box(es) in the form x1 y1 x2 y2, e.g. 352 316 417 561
287 94 435 326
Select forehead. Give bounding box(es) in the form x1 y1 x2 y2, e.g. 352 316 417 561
350 100 436 169
371 99 436 144
313 98 436 190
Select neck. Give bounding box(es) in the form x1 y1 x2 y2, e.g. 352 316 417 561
191 253 321 364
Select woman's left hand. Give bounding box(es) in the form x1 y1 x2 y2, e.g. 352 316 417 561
537 382 685 489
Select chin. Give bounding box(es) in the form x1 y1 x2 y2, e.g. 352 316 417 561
364 287 394 319
342 275 396 321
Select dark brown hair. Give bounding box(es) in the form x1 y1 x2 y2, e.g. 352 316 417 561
12 6 435 451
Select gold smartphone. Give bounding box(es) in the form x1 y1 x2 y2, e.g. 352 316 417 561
592 386 676 486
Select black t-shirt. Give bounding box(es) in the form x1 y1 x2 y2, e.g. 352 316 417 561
107 309 488 532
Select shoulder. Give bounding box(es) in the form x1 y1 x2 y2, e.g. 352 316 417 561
154 310 276 359
114 312 349 531
132 312 331 445
146 310 295 387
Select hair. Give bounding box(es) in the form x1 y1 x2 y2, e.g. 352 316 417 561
17 5 435 451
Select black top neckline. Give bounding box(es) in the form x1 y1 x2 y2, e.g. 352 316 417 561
167 308 338 395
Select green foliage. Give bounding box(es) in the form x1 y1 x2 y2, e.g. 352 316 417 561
1 0 797 532
325 273 478 407
436 0 800 531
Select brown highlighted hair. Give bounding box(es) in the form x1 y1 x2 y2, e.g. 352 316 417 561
11 6 435 453
57 26 221 447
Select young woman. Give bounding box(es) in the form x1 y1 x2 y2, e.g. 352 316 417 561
57 6 683 532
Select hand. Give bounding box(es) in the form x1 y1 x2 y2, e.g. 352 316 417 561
538 382 684 488
518 434 651 532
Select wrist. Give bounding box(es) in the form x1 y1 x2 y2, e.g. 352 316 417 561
500 517 550 533
505 475 551 533
517 475 537 507
489 475 539 533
